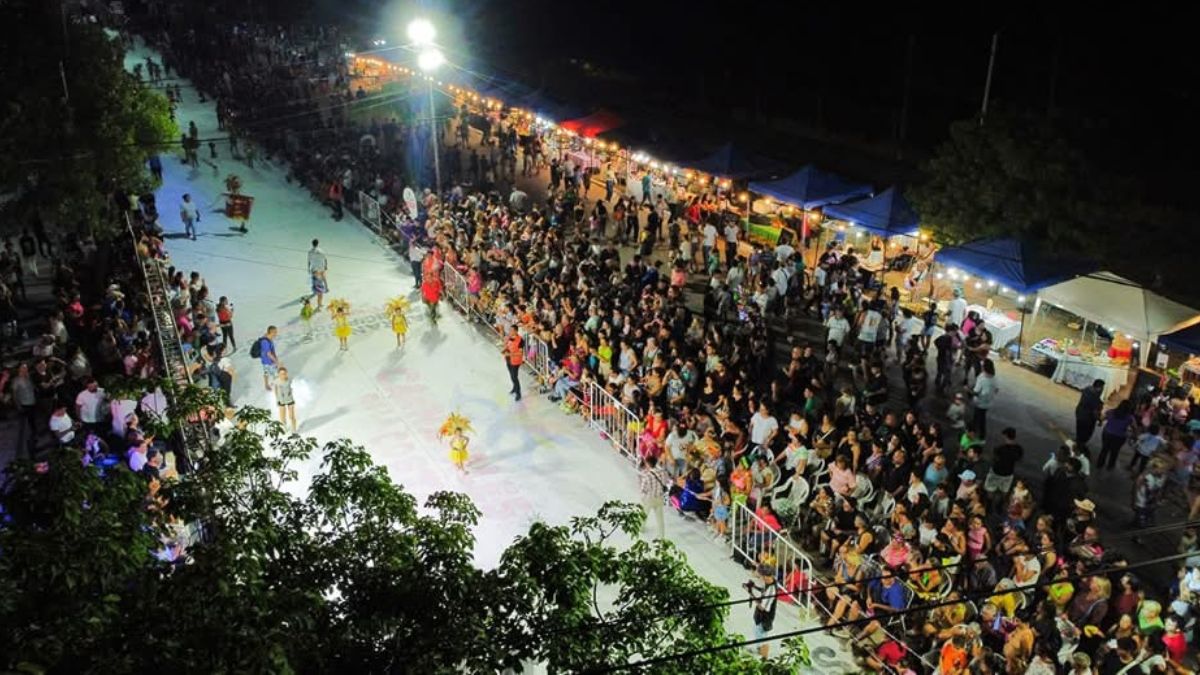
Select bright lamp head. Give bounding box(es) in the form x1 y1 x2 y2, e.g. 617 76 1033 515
417 48 445 72
407 19 436 46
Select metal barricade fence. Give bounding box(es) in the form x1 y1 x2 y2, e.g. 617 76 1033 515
522 332 553 384
440 263 470 314
729 501 815 614
580 380 640 464
358 191 381 233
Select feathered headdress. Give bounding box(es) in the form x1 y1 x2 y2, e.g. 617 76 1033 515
438 412 473 438
385 296 411 316
327 298 351 315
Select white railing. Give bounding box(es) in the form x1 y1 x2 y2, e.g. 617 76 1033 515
441 262 471 314
358 190 381 233
579 380 640 465
521 332 554 383
729 501 815 614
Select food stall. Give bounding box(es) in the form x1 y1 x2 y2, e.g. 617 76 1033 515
931 238 1097 355
1026 271 1200 397
748 165 873 255
822 187 924 285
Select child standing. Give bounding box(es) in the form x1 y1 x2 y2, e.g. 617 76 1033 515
330 300 352 351
300 296 315 335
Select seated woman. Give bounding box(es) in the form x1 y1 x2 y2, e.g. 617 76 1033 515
547 351 583 402
674 468 711 520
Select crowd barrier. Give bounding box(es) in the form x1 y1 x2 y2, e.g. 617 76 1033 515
579 380 640 464
345 188 826 627
729 501 815 614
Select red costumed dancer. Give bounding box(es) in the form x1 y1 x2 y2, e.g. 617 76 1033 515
421 246 444 323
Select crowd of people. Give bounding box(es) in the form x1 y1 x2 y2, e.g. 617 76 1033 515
14 7 1192 673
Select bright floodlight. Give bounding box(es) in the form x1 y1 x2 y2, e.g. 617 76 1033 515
407 19 436 46
417 48 445 72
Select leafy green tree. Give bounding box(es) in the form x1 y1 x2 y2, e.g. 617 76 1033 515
909 110 1104 251
0 386 802 673
0 1 176 238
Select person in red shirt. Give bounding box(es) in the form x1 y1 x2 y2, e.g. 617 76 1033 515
503 325 523 401
327 180 343 220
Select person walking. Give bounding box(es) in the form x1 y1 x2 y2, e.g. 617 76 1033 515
1074 379 1105 449
408 239 427 290
274 366 297 432
179 193 200 240
503 325 523 401
253 326 281 392
967 359 998 439
8 363 38 457
216 296 236 352
1096 399 1135 470
307 239 328 310
638 454 671 540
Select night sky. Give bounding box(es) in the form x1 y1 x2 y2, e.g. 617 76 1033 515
336 2 1200 203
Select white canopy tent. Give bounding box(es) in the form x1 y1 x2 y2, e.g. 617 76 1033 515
1035 271 1200 364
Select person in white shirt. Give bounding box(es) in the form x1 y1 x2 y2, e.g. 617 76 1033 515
48 403 77 445
702 222 718 262
110 398 138 438
664 421 697 478
896 308 925 359
127 439 150 472
307 238 328 277
968 360 998 438
825 307 851 348
748 403 780 455
947 288 968 331
774 241 796 264
140 387 169 425
722 222 740 266
74 379 107 434
179 193 200 240
856 303 883 356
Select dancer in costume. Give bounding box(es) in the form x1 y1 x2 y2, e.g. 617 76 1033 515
386 296 410 348
329 298 351 351
421 245 444 323
299 296 315 335
438 412 473 473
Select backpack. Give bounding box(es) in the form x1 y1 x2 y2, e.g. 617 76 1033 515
249 337 264 359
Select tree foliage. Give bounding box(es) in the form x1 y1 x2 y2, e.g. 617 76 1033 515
908 110 1105 251
0 1 176 237
0 385 803 673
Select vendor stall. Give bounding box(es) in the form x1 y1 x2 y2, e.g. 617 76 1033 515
967 304 1022 348
1029 338 1127 398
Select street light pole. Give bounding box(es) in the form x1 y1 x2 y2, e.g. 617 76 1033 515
428 79 442 199
409 19 444 201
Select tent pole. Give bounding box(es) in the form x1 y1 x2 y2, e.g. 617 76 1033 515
1015 295 1028 365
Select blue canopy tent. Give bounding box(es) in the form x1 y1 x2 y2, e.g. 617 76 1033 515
933 237 1096 295
748 165 873 210
683 142 787 180
823 186 919 237
933 238 1099 359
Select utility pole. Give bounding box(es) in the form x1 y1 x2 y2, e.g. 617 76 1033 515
1047 42 1060 117
980 31 1000 123
897 34 915 159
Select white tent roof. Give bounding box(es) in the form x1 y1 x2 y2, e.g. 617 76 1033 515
1037 271 1200 344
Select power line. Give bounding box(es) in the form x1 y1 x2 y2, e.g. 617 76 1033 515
584 546 1196 673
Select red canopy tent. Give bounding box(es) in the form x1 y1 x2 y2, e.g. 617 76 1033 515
558 109 624 138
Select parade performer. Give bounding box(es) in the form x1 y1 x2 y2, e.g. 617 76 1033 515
438 411 473 473
420 244 444 323
329 298 351 351
386 296 410 348
300 296 315 335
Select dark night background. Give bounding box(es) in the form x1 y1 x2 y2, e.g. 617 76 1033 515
228 0 1200 215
